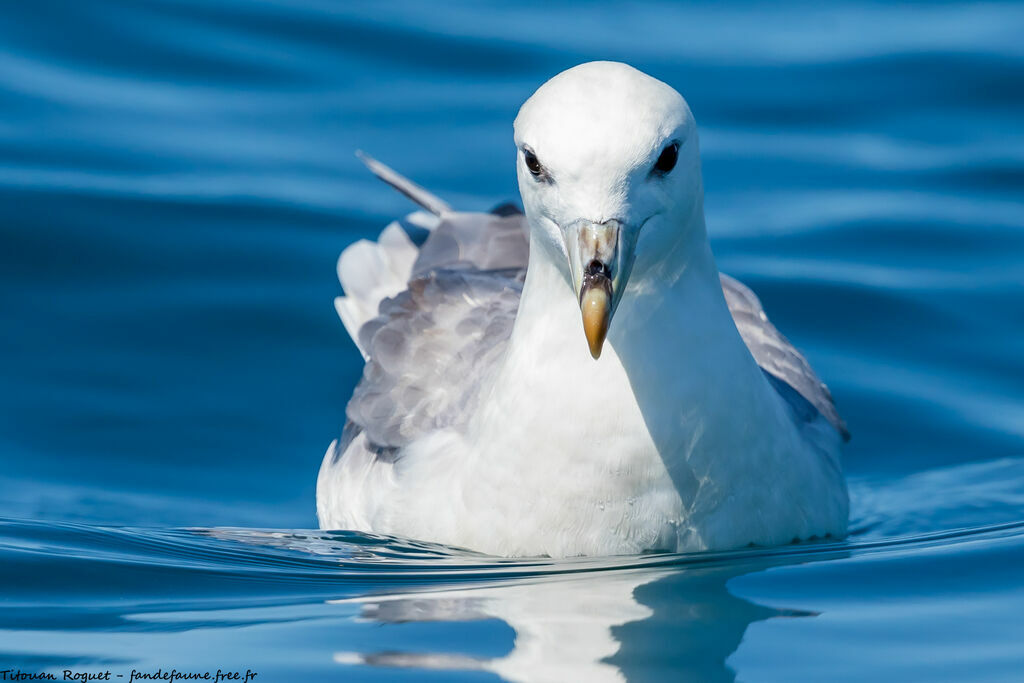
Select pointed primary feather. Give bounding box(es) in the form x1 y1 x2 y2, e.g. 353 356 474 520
356 151 453 216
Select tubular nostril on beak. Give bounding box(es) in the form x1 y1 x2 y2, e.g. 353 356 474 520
586 259 611 279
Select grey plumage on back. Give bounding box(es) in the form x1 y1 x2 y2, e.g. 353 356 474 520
411 211 529 277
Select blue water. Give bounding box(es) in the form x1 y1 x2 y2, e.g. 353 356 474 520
2 1 1023 680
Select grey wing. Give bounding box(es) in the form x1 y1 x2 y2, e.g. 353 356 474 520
333 153 531 461
721 273 850 441
343 220 528 454
347 264 523 452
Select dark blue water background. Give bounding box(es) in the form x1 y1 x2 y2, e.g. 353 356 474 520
2 1 1023 680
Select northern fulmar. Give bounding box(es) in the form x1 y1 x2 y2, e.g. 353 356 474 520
317 61 849 557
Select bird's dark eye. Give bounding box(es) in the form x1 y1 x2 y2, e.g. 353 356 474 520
523 148 544 178
652 142 679 176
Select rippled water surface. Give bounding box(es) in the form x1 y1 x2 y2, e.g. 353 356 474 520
2 1 1023 680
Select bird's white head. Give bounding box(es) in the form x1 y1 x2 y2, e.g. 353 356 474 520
514 61 705 358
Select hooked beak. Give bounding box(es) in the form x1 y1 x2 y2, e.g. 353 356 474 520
564 219 636 359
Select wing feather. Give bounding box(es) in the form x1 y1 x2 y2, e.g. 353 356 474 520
720 273 850 440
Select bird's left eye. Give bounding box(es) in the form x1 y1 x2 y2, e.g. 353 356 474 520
652 142 679 176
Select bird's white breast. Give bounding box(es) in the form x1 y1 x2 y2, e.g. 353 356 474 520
318 249 847 558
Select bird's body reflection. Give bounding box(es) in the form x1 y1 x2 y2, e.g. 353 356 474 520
330 560 813 682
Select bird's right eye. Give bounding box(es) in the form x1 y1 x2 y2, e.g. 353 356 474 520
523 148 544 179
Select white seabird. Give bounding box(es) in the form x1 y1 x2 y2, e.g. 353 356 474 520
317 61 849 557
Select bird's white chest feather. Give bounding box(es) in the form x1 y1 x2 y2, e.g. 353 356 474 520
318 255 848 557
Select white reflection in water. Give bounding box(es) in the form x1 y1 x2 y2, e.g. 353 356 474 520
330 562 812 682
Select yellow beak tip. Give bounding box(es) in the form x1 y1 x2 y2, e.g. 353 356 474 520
580 287 610 360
